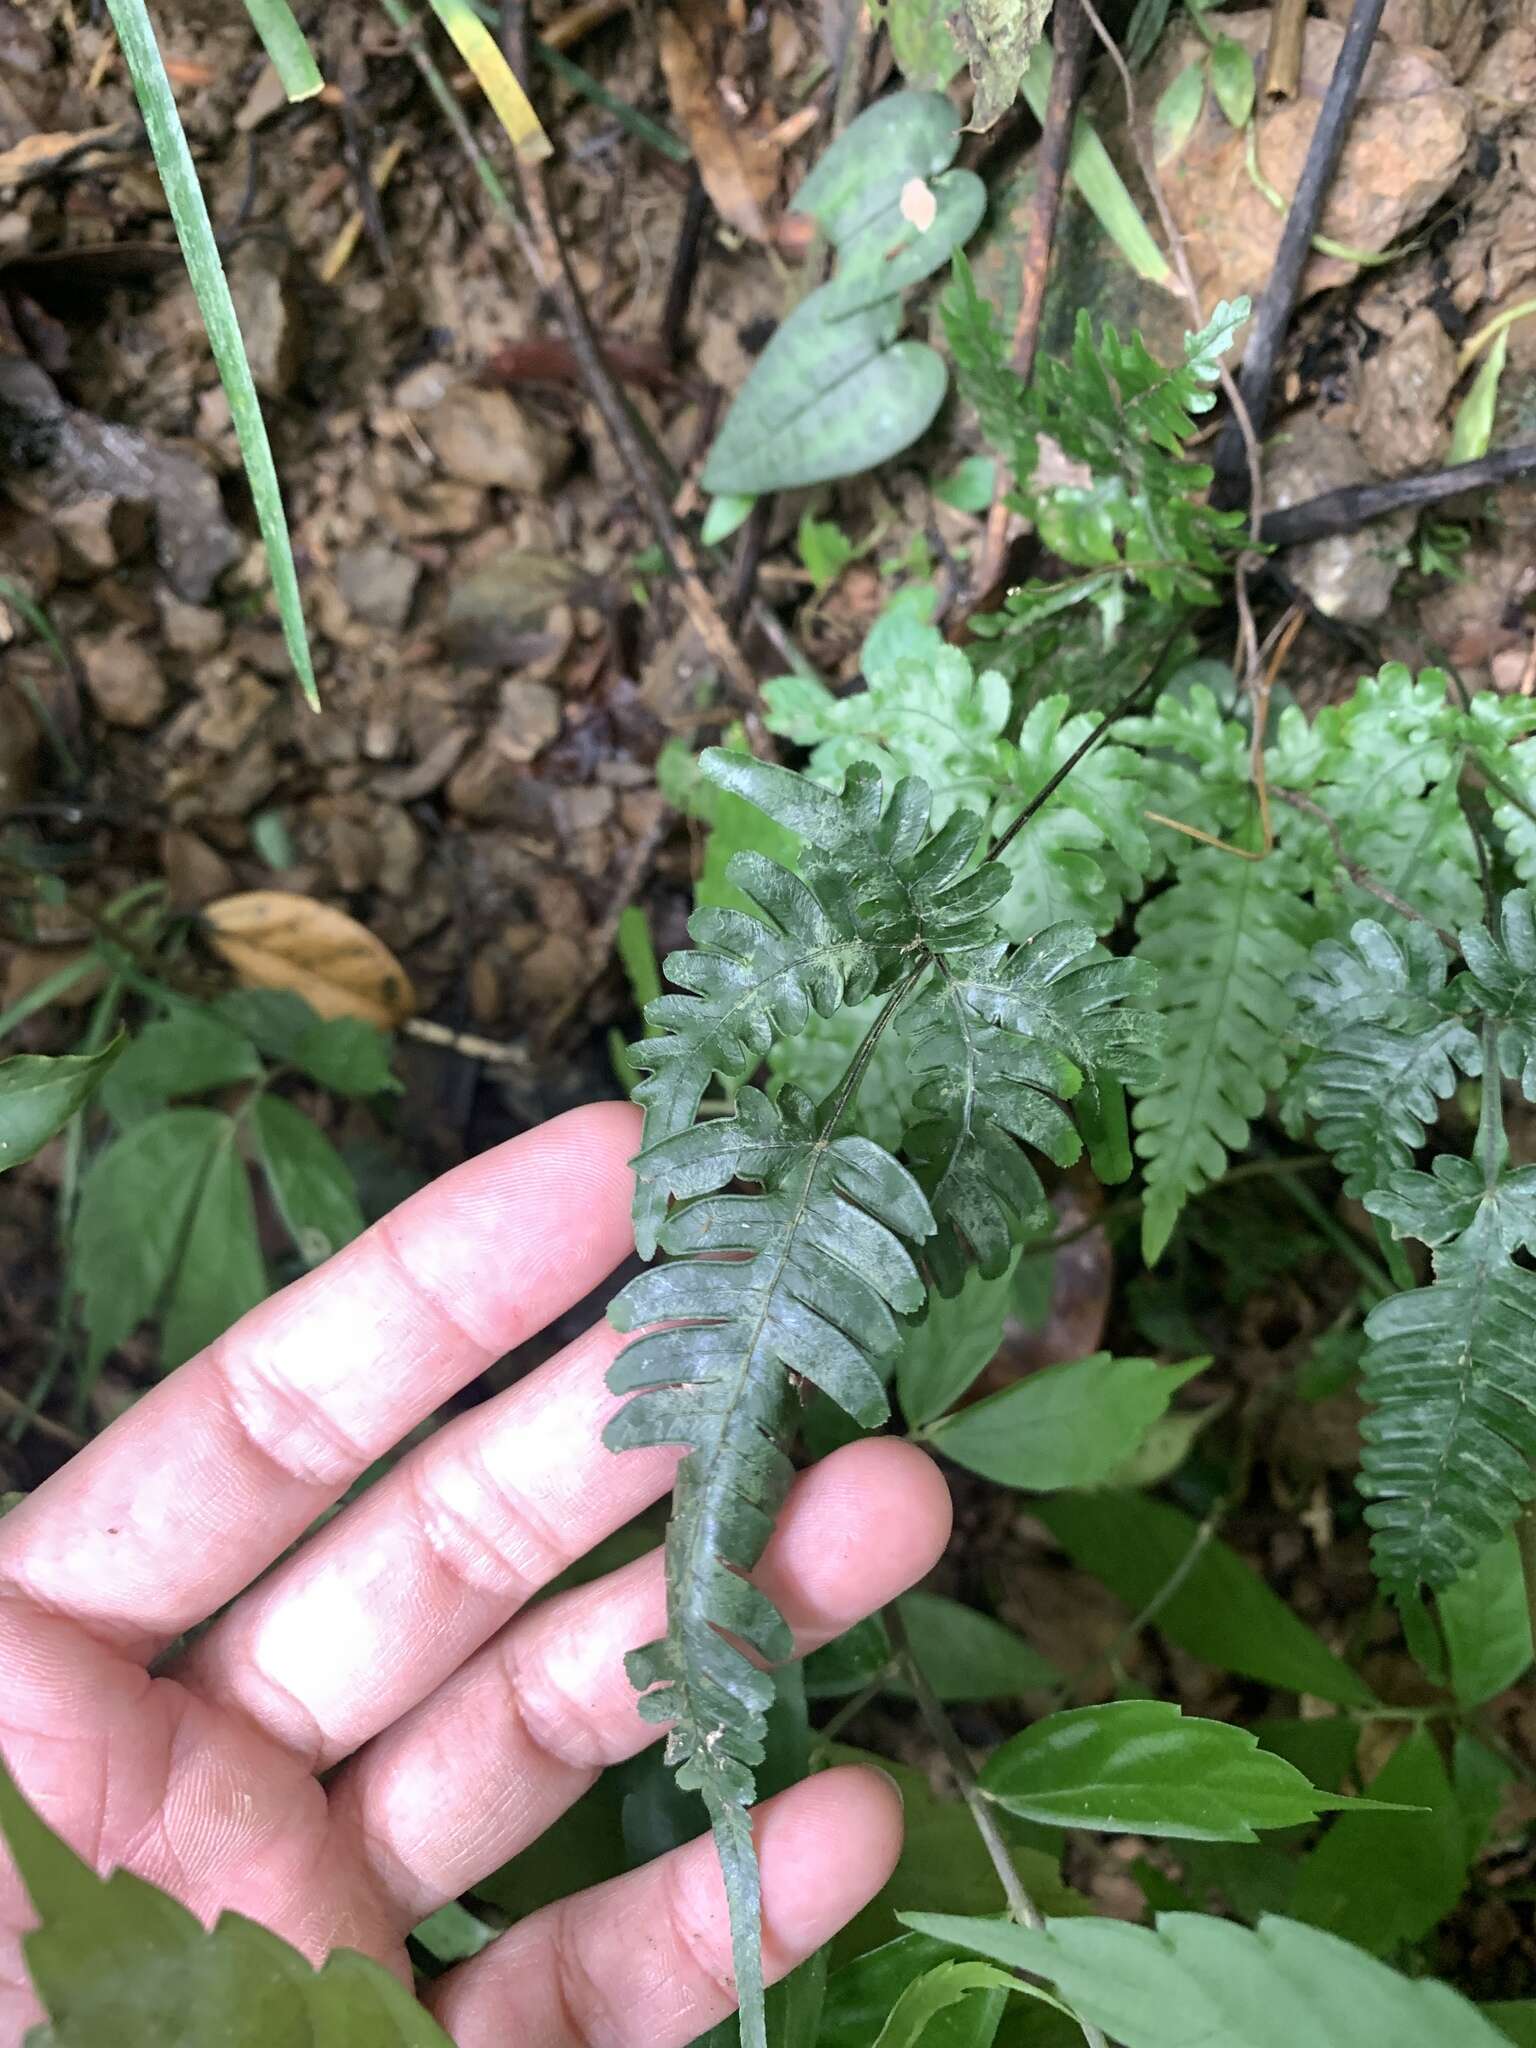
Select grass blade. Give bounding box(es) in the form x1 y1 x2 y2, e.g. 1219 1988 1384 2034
426 0 551 161
239 0 324 100
1023 39 1170 286
104 0 319 710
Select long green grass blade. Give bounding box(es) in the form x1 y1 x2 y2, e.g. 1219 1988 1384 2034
1022 40 1170 285
105 0 319 709
240 0 324 100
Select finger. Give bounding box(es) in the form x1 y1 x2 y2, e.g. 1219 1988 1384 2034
0 1103 640 1658
430 1766 902 2048
329 1439 950 1926
172 1317 675 1765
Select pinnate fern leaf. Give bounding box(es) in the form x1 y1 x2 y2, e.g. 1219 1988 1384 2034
1359 1164 1536 1587
1289 918 1480 1199
1460 886 1536 1098
1132 849 1317 1261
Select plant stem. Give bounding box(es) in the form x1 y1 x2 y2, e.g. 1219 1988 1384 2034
886 1604 1109 2048
819 962 929 1141
1257 441 1536 547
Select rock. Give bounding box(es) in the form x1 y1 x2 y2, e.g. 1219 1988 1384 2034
159 593 226 657
375 805 425 898
195 671 276 753
493 678 562 763
446 744 558 828
517 932 586 1011
419 385 571 493
1144 12 1470 324
443 548 578 671
80 629 167 728
1471 27 1536 109
1354 308 1458 472
372 725 474 802
336 542 421 631
227 240 304 398
50 494 151 578
159 828 234 908
1265 410 1415 622
1324 0 1484 76
386 480 486 538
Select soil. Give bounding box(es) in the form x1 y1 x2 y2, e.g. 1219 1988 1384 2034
4 0 1536 2003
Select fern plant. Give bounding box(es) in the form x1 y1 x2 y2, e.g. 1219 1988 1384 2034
608 748 1158 2042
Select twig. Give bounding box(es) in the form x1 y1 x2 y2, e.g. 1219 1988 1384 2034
1264 0 1308 101
976 0 1093 597
989 634 1178 862
0 1378 86 1454
1269 788 1455 943
659 165 709 359
403 1017 531 1066
1258 441 1536 546
1214 0 1388 487
886 1605 1108 2048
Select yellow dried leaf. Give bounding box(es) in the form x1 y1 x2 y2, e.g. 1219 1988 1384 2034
203 893 415 1029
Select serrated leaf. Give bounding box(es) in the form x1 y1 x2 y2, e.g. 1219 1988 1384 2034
252 1094 365 1267
100 1009 262 1125
805 1591 1055 1703
160 1122 267 1367
1460 888 1536 1098
1440 1530 1533 1706
1209 35 1256 127
1291 1727 1467 1955
925 1354 1207 1490
1034 1491 1376 1705
213 990 396 1096
820 1933 1011 2048
981 1701 1355 1841
0 1038 124 1173
72 1108 228 1371
900 1908 1509 2048
0 1756 453 2045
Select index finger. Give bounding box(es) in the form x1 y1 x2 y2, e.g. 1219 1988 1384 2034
0 1102 639 1659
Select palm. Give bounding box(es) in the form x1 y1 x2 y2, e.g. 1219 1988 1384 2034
0 1107 947 2046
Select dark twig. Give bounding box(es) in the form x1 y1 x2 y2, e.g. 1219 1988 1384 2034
1260 442 1536 546
1214 0 1387 487
659 165 709 360
975 0 1093 598
493 1 761 706
724 496 772 631
989 633 1178 861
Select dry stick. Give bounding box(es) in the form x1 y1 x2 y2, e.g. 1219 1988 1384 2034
1259 440 1536 545
885 1605 1109 2048
1264 0 1308 102
975 0 1094 599
486 0 760 707
1214 0 1388 489
658 165 709 361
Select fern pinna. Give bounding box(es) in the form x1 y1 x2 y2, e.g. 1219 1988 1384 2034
606 750 1156 2043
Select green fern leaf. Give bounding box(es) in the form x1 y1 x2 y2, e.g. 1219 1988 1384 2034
1289 919 1480 1198
1357 1166 1536 1586
1133 849 1317 1260
1460 887 1536 1098
904 925 1160 1287
607 1084 934 2038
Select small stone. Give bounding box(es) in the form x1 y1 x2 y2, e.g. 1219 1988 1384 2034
1355 308 1458 471
159 828 234 908
159 593 226 657
80 630 167 729
492 678 562 764
387 480 486 538
1266 410 1415 622
446 745 557 827
227 240 304 398
52 494 150 578
556 784 615 834
1471 26 1536 106
336 543 421 632
469 946 503 1024
394 362 453 412
195 671 276 753
519 932 585 1009
419 385 571 493
375 804 425 898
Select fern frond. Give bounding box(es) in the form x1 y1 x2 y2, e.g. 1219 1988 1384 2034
1460 887 1536 1098
1358 1163 1536 1586
905 924 1160 1287
1289 919 1480 1198
1132 849 1317 1261
607 1083 934 2029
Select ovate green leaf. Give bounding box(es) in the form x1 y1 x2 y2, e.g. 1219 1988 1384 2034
900 1909 1509 2048
897 1260 1017 1427
1152 60 1206 165
0 1757 453 2045
1440 1529 1534 1706
160 1125 267 1367
1209 36 1256 127
925 1353 1207 1491
980 1701 1352 1840
100 1010 261 1125
1449 328 1507 465
252 1094 365 1267
875 1961 1024 2046
0 1039 124 1174
1034 1492 1376 1705
73 1108 227 1370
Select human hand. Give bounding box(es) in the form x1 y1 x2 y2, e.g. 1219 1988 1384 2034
0 1104 951 2045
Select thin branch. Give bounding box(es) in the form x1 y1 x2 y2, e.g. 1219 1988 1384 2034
658 165 709 360
976 0 1093 596
988 636 1177 862
886 1604 1108 2048
0 1378 86 1454
1258 440 1536 546
1214 0 1387 487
